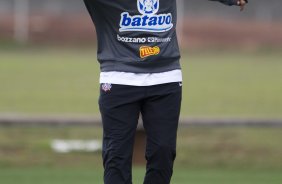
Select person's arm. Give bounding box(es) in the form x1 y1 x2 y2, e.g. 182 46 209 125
209 0 248 11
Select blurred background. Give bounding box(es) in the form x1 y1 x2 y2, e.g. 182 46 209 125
0 0 282 184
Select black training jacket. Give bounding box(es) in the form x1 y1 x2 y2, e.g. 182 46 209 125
84 0 238 73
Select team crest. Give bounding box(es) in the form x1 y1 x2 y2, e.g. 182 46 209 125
101 83 112 92
138 0 159 15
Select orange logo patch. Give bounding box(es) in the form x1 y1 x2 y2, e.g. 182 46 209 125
139 46 160 58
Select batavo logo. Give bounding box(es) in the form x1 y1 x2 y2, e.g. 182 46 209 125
139 46 160 58
119 0 173 32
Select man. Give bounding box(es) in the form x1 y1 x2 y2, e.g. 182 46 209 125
83 0 248 184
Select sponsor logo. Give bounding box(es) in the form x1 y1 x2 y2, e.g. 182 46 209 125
119 0 173 32
117 34 147 43
139 46 160 58
117 34 171 43
101 83 112 92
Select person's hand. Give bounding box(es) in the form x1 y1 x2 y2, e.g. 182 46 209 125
238 0 248 11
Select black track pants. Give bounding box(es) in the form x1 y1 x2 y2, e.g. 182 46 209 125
99 82 182 184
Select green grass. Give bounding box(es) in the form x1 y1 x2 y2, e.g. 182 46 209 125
0 126 282 183
0 127 282 169
1 167 282 184
1 47 282 183
0 48 282 117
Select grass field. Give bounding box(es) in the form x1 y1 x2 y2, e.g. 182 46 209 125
0 48 282 117
0 126 282 183
1 126 282 168
1 47 282 183
1 167 282 184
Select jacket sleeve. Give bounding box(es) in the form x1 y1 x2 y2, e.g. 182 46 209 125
209 0 239 6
